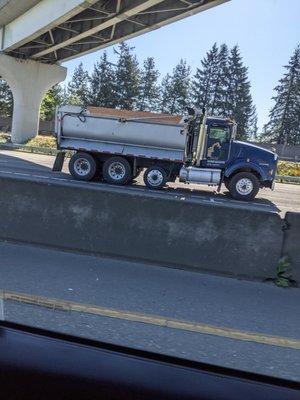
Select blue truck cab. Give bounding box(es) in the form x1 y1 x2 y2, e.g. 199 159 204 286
182 110 278 201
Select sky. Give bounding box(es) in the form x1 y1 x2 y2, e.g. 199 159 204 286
62 0 300 131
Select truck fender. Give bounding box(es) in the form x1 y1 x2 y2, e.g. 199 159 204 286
224 162 266 181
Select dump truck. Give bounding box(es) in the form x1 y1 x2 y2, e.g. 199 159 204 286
54 105 278 201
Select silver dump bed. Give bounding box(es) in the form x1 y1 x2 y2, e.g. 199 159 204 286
56 105 186 162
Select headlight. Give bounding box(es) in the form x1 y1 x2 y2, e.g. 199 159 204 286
274 153 278 161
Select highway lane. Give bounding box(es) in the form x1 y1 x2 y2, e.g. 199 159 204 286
1 240 300 381
0 149 299 215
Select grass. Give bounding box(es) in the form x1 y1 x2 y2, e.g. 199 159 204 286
0 133 58 156
276 257 294 287
0 133 56 148
25 135 56 148
277 161 300 177
0 132 10 143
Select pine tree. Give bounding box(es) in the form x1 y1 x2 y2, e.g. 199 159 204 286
40 84 64 121
137 57 160 111
248 105 259 141
191 43 220 112
212 43 229 115
89 51 117 108
191 43 256 137
263 46 300 145
225 45 255 140
160 59 191 114
160 74 173 113
0 79 13 117
67 62 90 106
114 42 140 110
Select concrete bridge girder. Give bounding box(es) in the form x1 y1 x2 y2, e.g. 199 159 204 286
0 54 66 143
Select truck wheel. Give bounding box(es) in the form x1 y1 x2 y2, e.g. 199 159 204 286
69 152 97 181
103 157 132 185
228 172 259 201
144 166 167 189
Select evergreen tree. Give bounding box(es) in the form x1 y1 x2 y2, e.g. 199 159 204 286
0 79 13 117
160 59 191 114
263 46 300 145
40 84 64 121
248 105 259 141
192 44 256 139
225 45 255 140
89 51 117 108
114 42 140 110
212 43 229 115
137 57 160 111
67 62 90 106
191 43 220 112
160 73 173 113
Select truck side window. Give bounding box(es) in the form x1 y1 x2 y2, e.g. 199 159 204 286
207 126 230 161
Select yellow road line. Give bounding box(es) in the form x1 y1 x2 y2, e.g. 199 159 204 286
1 289 299 350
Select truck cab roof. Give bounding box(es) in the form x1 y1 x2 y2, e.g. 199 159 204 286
206 116 235 124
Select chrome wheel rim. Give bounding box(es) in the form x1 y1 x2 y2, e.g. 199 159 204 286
74 158 91 176
108 162 126 180
147 170 164 187
236 178 253 195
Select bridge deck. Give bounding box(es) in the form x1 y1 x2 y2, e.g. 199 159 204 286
1 0 229 63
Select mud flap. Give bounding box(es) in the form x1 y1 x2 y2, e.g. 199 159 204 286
52 151 66 172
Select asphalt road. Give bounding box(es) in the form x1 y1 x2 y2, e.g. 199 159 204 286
0 149 299 215
1 240 299 382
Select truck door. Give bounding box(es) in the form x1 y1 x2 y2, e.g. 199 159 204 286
205 124 231 163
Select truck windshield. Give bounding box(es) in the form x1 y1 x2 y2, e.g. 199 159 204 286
208 126 231 144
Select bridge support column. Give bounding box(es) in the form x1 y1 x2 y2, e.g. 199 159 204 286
0 54 67 143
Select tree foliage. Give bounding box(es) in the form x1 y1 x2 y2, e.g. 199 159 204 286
40 85 64 121
67 62 90 106
160 59 191 114
114 42 140 110
225 45 256 140
89 51 117 108
137 57 160 111
0 79 13 117
263 46 300 145
191 43 256 140
35 41 300 145
192 43 228 115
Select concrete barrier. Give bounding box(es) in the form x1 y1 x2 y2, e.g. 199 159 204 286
0 175 284 281
282 212 300 283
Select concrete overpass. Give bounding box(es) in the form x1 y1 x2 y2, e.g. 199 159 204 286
0 0 229 142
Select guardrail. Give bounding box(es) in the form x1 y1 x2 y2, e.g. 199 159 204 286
0 174 283 281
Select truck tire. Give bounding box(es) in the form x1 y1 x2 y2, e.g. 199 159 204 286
69 152 97 181
103 157 132 185
144 166 167 189
228 172 259 201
